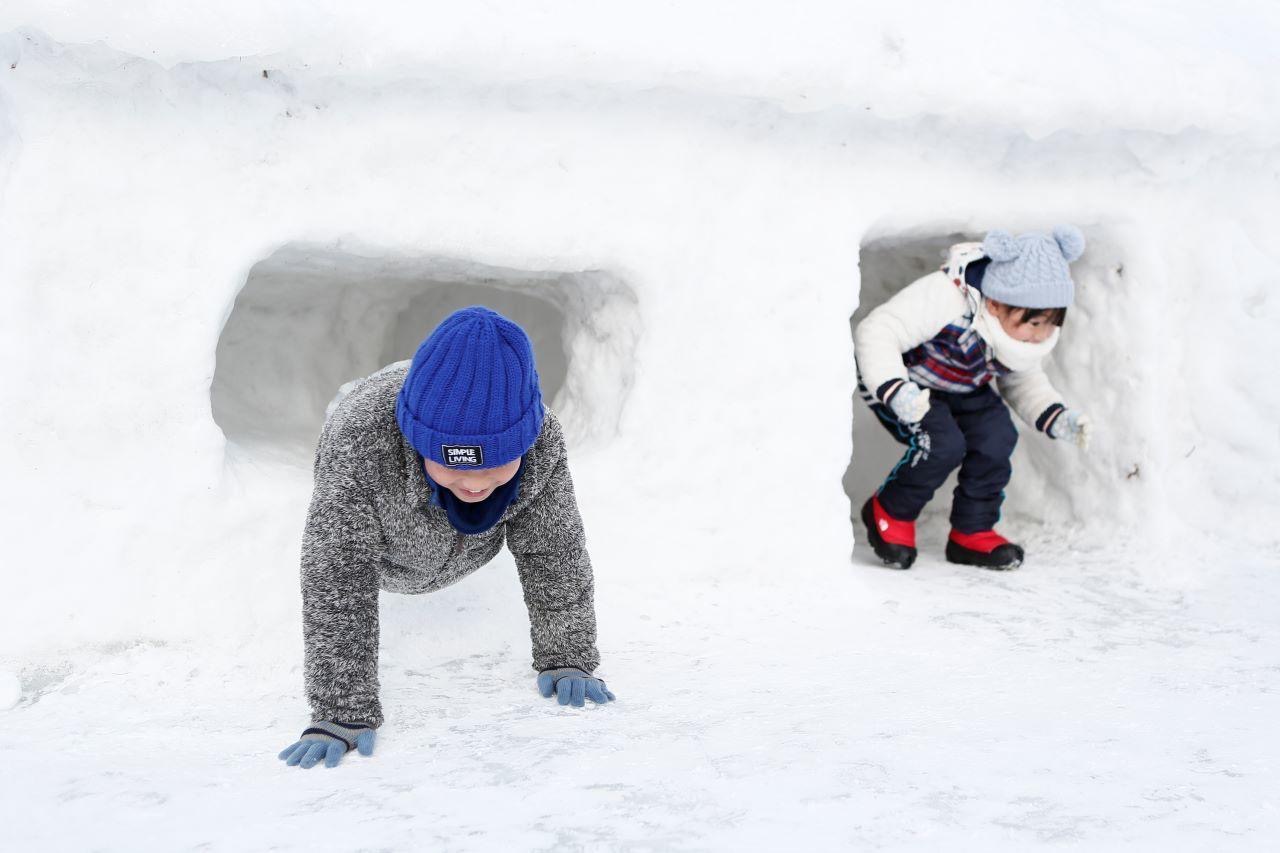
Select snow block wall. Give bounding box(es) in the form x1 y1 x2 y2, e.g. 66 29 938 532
1 16 1278 663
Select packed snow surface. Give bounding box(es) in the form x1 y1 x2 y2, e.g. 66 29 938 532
6 533 1279 850
2 2 1279 849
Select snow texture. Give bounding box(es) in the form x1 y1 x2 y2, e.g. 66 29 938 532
0 669 20 710
1 3 1278 849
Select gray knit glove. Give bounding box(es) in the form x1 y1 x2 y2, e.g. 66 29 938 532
278 721 376 769
537 667 616 707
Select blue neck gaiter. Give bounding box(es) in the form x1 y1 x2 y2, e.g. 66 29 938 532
424 456 526 535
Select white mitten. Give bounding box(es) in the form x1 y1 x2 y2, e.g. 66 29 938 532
1050 410 1092 450
889 383 932 424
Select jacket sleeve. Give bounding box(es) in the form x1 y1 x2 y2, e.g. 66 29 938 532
997 365 1068 435
505 439 601 675
300 417 387 727
853 270 970 403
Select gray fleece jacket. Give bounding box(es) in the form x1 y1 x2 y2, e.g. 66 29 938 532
300 365 600 728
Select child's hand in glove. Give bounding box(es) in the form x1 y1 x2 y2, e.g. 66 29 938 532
889 382 932 424
1050 410 1092 450
278 721 376 769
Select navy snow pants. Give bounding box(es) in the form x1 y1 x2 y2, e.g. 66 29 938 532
865 383 1018 533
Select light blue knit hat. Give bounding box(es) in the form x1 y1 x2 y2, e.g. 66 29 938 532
981 225 1085 308
396 306 545 469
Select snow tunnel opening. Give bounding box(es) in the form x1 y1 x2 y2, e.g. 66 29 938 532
844 228 1126 549
211 244 640 466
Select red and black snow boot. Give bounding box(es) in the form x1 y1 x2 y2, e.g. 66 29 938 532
860 496 917 569
945 529 1025 570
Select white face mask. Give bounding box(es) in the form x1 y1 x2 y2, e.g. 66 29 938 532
972 299 1059 372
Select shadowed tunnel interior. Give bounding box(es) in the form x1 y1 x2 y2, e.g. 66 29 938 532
212 244 639 463
844 232 975 527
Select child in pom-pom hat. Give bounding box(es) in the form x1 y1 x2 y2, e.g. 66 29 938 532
279 306 613 770
854 227 1092 571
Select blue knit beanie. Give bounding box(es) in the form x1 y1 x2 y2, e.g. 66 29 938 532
981 225 1085 308
396 306 545 469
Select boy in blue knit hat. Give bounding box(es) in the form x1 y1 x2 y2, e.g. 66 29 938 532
854 227 1092 570
279 306 614 770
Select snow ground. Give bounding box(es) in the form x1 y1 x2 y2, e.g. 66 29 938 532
6 529 1277 851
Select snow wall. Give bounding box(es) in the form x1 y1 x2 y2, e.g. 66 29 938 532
1 17 1278 663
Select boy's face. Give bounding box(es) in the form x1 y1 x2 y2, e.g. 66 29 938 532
986 299 1057 344
423 457 522 503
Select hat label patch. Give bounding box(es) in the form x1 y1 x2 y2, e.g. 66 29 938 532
442 445 484 467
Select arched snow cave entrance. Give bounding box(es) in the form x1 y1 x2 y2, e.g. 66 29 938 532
212 244 640 463
844 228 1124 552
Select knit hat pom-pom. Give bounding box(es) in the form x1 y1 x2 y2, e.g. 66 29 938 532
983 230 1020 262
1052 224 1086 262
